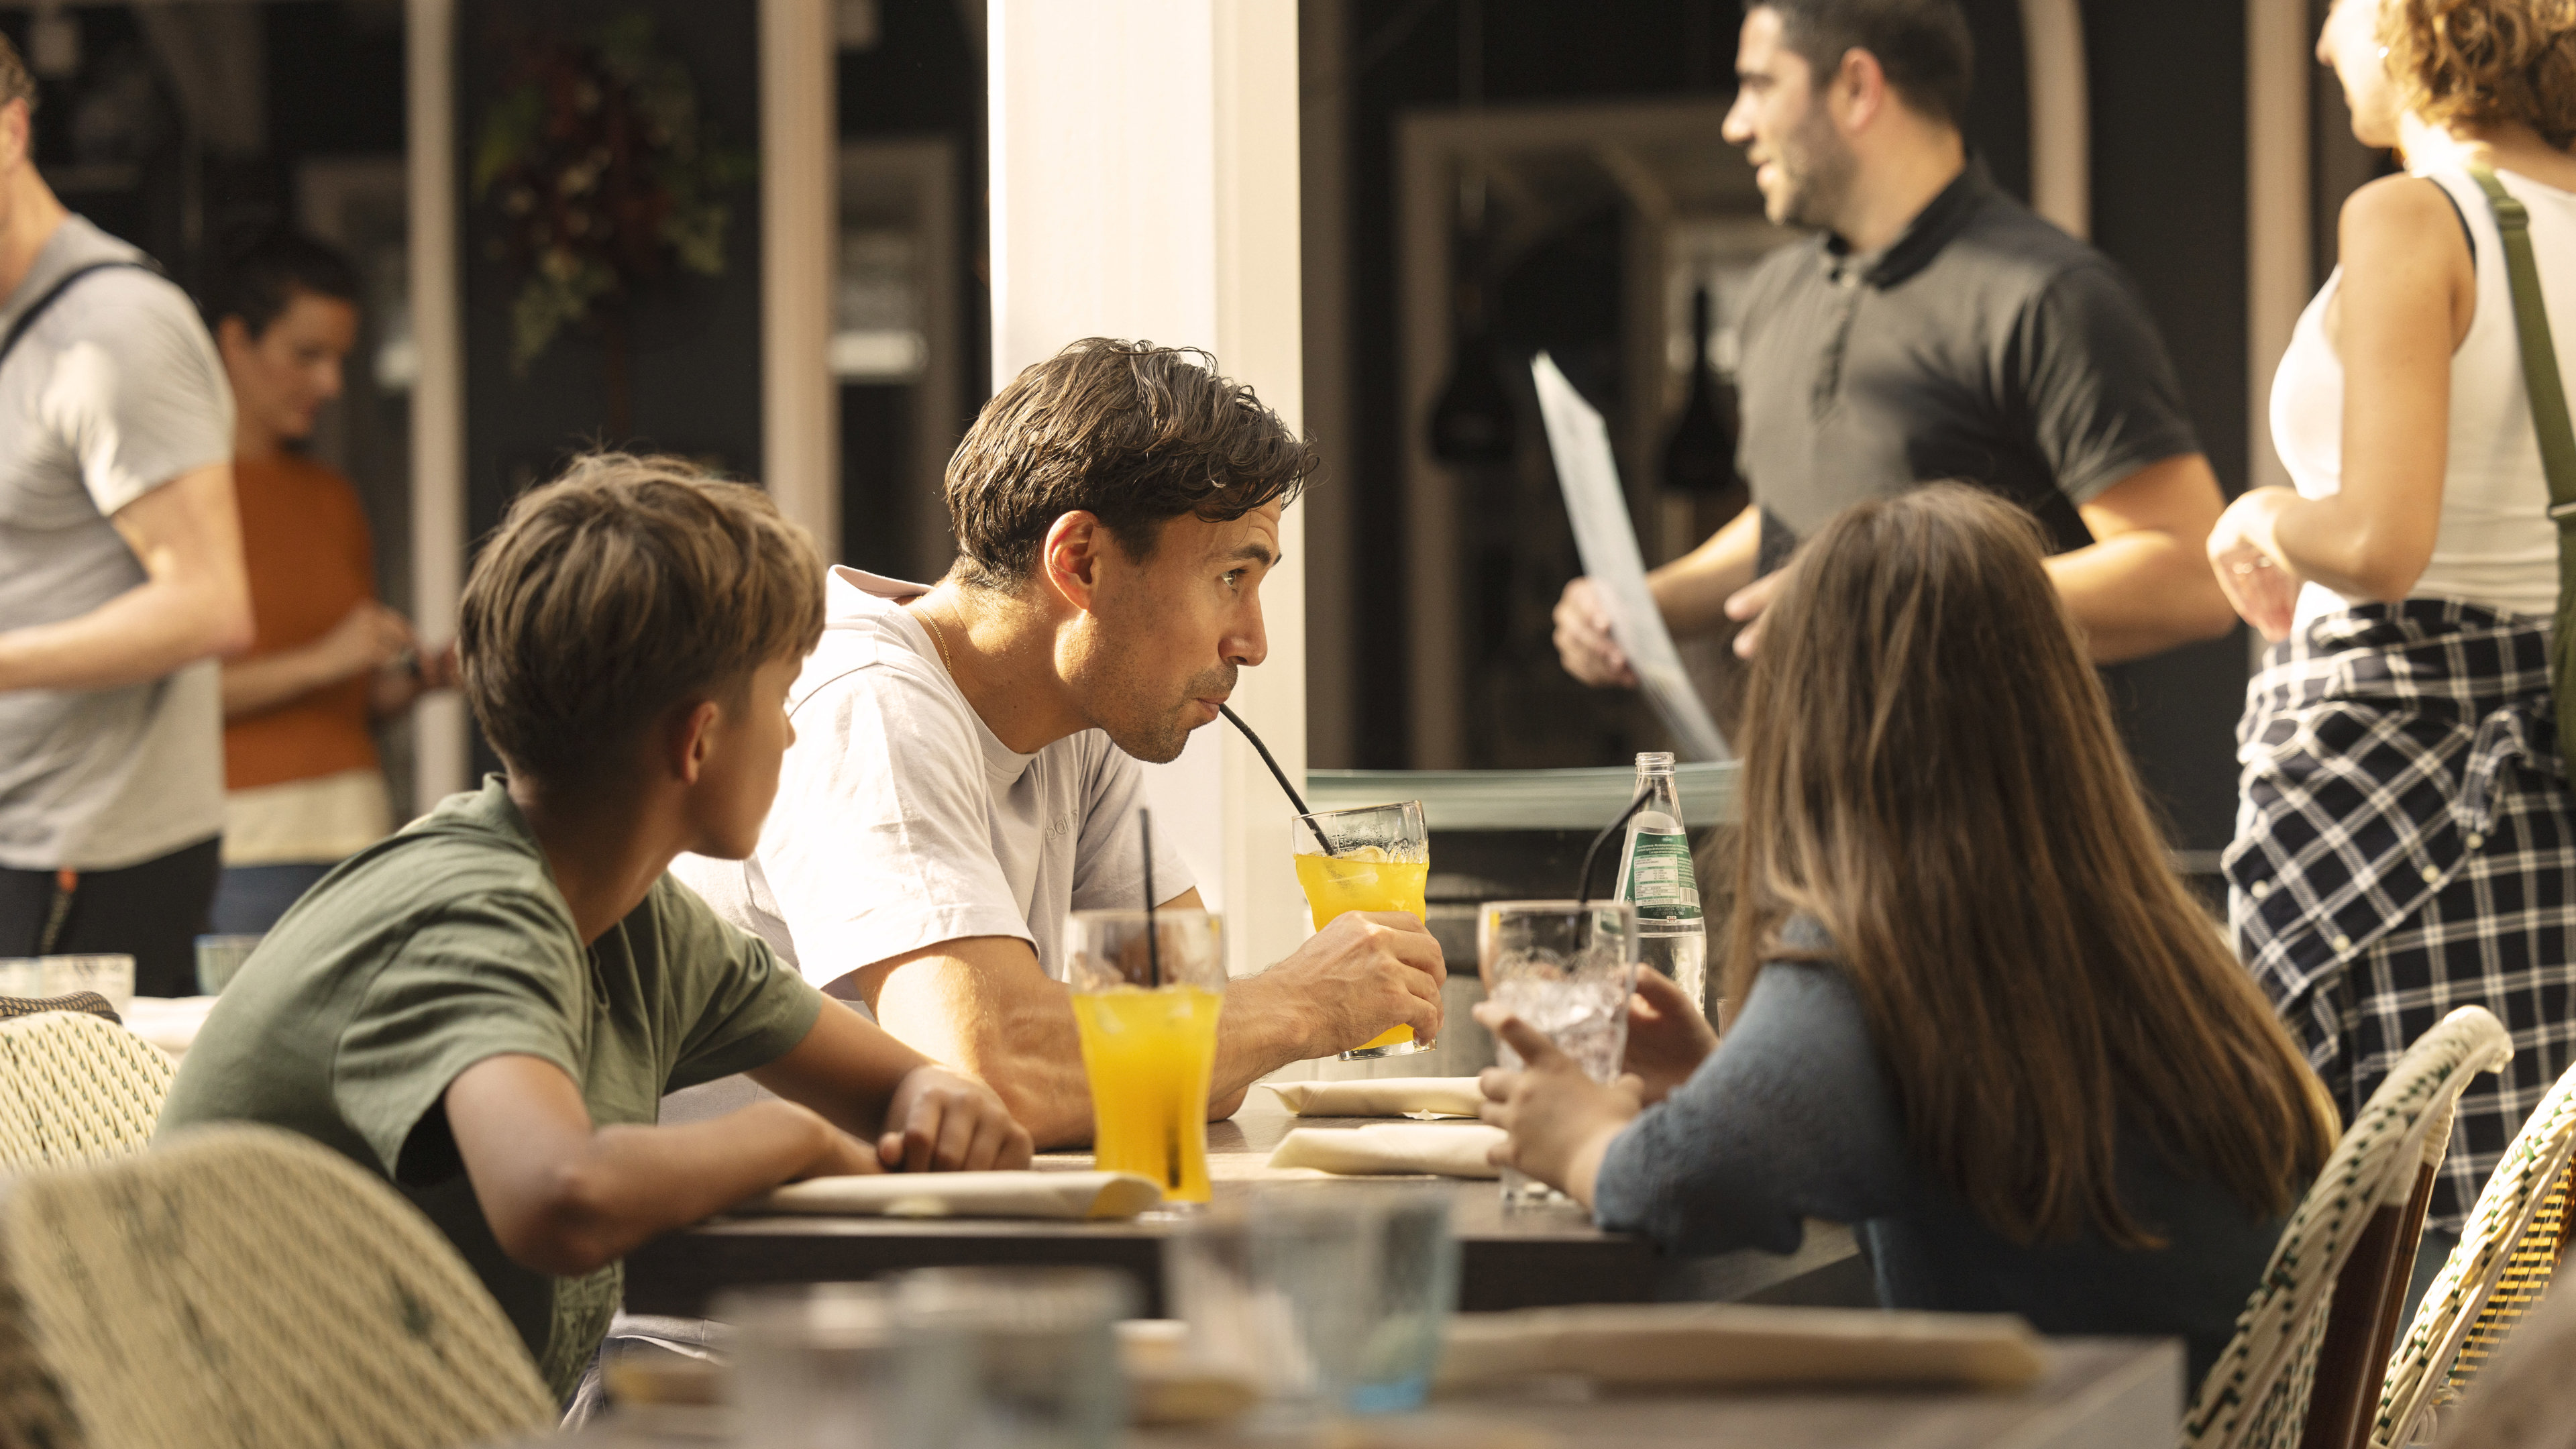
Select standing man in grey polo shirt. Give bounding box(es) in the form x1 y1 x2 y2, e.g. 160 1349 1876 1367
1556 0 2236 678
0 36 252 996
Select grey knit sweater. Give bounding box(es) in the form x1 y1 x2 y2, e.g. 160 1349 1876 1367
1591 921 2292 1393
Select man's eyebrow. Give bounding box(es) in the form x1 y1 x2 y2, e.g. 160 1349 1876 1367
1220 541 1279 567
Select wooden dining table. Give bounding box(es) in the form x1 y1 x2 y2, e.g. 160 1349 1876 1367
622 1091 1862 1318
543 1337 2182 1449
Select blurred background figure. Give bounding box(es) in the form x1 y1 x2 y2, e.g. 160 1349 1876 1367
202 231 452 935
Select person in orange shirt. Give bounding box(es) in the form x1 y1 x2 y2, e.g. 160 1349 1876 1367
203 232 453 935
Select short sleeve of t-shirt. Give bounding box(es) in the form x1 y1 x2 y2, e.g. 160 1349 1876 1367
758 655 1039 974
654 875 827 1093
34 268 233 518
331 890 592 1184
2017 261 2202 506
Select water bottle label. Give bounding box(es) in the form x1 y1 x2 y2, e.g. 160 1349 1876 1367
1620 831 1702 921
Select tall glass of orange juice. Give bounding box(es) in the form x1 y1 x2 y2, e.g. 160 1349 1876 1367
1291 800 1431 1061
1066 908 1226 1207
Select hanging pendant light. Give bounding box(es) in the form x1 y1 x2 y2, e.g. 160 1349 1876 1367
1427 0 1514 469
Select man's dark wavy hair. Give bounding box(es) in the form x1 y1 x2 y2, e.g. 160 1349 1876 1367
943 339 1313 590
1754 0 1974 128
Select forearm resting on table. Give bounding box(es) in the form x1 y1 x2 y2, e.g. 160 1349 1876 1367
447 1055 849 1278
864 940 1102 1149
0 464 251 693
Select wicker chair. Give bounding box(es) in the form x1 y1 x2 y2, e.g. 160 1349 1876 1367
0 1123 555 1449
2432 1279 2576 1449
2184 1006 2514 1449
0 1007 176 1170
2373 1055 2576 1446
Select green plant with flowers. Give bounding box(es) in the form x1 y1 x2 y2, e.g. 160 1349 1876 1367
472 11 751 385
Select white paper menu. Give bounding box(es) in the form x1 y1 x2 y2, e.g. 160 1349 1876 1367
1531 351 1733 762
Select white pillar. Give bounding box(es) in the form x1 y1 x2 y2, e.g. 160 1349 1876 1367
760 0 839 557
988 0 1309 981
406 0 466 804
2017 0 2089 239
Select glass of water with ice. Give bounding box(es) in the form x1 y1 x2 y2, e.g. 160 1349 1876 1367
1478 900 1638 1208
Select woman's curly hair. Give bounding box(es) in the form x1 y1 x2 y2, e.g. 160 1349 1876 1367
2382 0 2576 149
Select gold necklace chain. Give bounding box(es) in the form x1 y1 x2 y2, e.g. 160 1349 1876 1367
914 602 959 680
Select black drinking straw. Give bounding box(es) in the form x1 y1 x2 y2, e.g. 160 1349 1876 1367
1141 810 1181 1190
1575 784 1658 916
1140 810 1163 989
1218 703 1342 855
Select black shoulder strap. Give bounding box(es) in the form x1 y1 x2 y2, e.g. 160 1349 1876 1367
0 259 162 375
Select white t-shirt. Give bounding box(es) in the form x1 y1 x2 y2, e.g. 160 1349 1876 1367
670 568 1193 996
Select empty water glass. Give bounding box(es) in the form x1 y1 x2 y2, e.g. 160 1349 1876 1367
1167 1185 1460 1426
193 935 262 996
1480 901 1638 1208
717 1283 886 1449
41 954 135 1015
0 959 42 998
886 1267 1130 1449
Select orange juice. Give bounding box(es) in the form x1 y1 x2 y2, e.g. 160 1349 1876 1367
1294 851 1432 1052
1071 984 1224 1203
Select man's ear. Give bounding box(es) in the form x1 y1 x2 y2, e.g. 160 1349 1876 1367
1831 46 1891 133
670 698 722 786
1039 511 1107 613
216 315 254 366
0 100 27 174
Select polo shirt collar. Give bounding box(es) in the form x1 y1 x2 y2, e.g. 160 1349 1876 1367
1823 158 1995 289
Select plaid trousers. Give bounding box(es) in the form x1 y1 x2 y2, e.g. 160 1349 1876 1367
2226 600 2576 1234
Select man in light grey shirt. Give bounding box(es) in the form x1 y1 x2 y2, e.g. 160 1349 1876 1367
0 37 252 995
676 340 1447 1148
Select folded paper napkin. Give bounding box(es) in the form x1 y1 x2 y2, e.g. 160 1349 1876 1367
1435 1302 2046 1392
1261 1077 1487 1118
1265 1123 1504 1178
746 1171 1161 1220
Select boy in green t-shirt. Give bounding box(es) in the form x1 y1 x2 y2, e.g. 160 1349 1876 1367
160 453 1032 1397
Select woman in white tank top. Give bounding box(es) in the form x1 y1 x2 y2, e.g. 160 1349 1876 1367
2208 0 2576 1309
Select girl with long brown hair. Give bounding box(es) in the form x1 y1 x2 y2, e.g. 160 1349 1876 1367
1480 485 2338 1393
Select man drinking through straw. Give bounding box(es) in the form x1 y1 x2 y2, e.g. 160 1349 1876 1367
672 339 1444 1148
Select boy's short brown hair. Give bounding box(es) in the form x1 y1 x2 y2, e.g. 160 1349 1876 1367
460 452 825 786
944 338 1313 590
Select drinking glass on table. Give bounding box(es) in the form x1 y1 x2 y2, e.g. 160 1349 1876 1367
888 1267 1130 1449
718 1282 888 1449
1480 900 1638 1208
1065 908 1225 1206
1167 1185 1460 1428
1293 800 1431 1061
41 954 135 1014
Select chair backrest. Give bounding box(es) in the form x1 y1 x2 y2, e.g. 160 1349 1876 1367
0 994 119 1026
2375 1053 2576 1446
0 1009 175 1169
2434 1279 2576 1449
2185 1006 2514 1449
0 1123 555 1449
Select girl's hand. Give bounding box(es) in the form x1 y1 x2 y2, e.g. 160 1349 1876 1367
1621 968 1719 1105
2208 488 2304 643
1474 1005 1643 1208
881 1065 1035 1172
